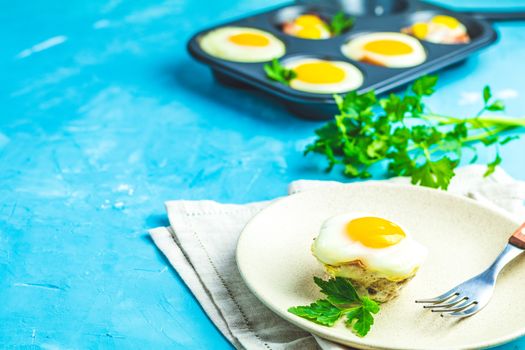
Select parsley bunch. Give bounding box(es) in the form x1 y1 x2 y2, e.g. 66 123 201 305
288 277 380 337
305 76 525 189
264 59 296 85
329 12 354 36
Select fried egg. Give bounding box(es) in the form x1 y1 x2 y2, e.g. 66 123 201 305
199 27 285 62
312 212 427 281
284 58 363 94
282 14 331 40
341 32 426 68
403 15 470 44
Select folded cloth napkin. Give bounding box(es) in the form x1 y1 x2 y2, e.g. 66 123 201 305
149 165 525 350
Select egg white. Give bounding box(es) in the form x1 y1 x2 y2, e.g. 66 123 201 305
285 58 363 94
199 27 285 63
288 23 331 40
312 25 331 40
425 21 468 44
341 32 427 68
311 212 428 280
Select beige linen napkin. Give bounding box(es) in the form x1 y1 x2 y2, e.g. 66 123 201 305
149 165 525 350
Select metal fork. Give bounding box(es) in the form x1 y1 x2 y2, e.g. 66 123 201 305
416 222 525 318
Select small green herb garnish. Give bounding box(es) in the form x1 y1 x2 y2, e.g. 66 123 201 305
329 12 355 36
288 277 380 337
304 75 525 189
264 58 297 85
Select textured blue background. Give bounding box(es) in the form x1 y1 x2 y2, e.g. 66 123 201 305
1 0 525 349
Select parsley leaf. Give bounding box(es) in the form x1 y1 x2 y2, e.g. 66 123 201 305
288 300 342 326
329 12 355 36
345 299 380 337
304 75 525 189
264 59 297 85
314 276 360 305
484 153 501 177
344 297 379 337
289 277 380 337
411 75 438 96
480 85 505 112
487 100 505 111
483 85 492 104
361 296 380 314
411 157 457 189
500 135 519 145
345 307 372 337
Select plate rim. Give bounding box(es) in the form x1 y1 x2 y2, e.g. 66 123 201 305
236 181 523 350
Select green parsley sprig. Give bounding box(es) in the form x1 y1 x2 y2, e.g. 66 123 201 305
288 277 380 337
264 59 297 85
305 76 525 189
329 12 355 36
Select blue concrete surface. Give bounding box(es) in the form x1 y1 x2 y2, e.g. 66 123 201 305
1 0 525 349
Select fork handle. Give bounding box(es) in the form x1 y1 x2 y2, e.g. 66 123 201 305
509 223 525 249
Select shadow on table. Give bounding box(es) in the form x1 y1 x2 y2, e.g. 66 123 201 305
145 213 169 228
159 55 477 127
158 59 317 126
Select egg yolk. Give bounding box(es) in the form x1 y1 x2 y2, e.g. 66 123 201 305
346 217 406 248
294 62 345 84
291 14 327 39
363 39 413 55
412 22 429 39
431 15 460 29
296 26 323 39
229 33 270 47
295 14 324 27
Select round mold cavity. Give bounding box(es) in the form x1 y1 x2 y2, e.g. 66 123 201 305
402 11 484 45
339 32 428 69
296 0 409 17
273 5 353 39
197 26 288 63
279 55 366 95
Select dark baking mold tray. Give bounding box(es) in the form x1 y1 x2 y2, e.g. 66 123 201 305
187 0 497 120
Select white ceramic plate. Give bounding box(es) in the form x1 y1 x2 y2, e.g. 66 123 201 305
236 182 525 350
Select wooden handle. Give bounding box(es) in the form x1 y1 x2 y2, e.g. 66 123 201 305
509 223 525 249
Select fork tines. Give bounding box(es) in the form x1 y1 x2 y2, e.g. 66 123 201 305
416 291 479 317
